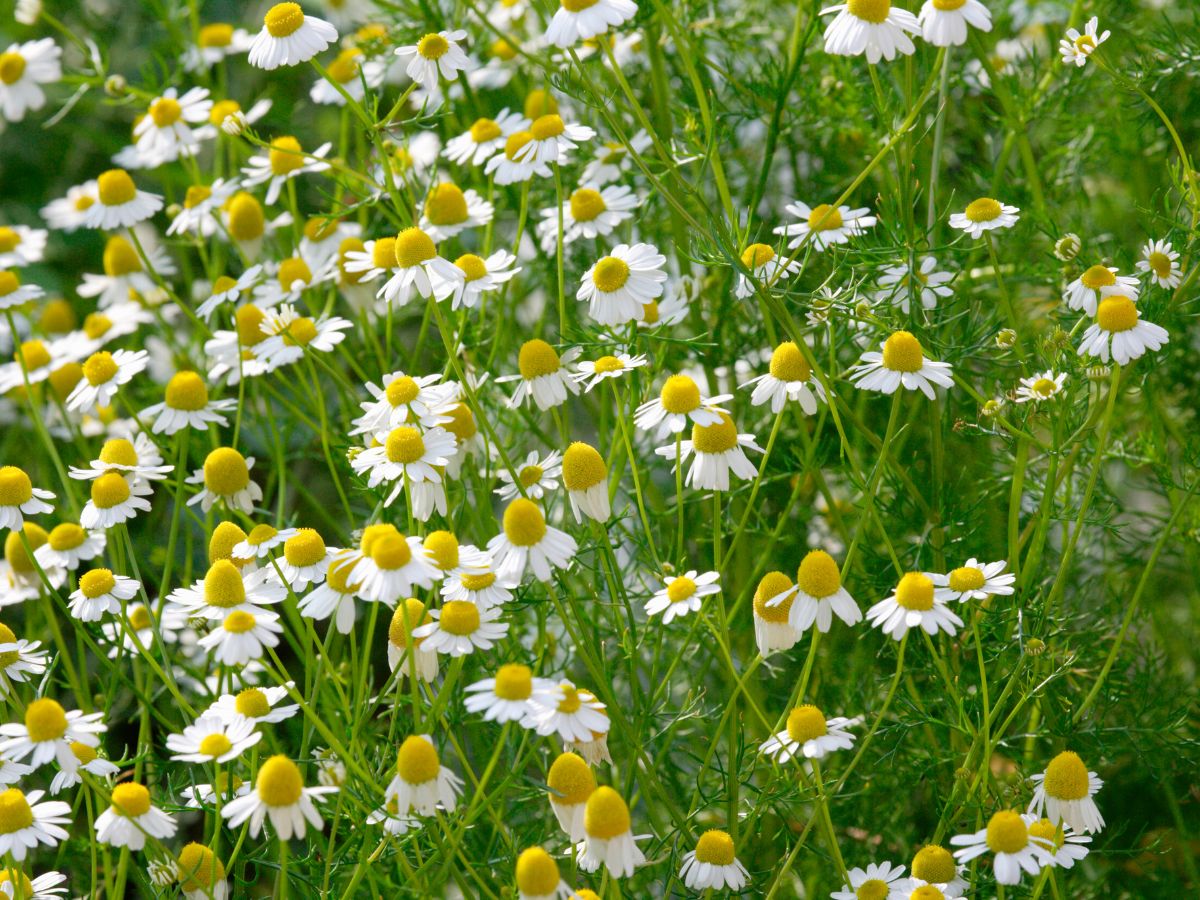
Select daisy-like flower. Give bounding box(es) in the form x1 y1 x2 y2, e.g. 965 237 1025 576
441 557 517 609
275 528 338 590
1077 295 1169 365
532 680 610 744
0 466 55 530
349 526 440 602
1063 264 1140 316
752 571 802 655
65 349 148 413
511 114 596 168
49 741 119 795
310 47 385 105
0 787 70 860
894 881 965 900
1137 238 1182 289
775 201 877 251
208 684 299 727
175 842 230 900
544 0 638 49
255 303 352 371
931 558 1014 603
197 269 264 321
351 424 456 508
488 498 578 582
412 600 507 657
0 224 46 268
761 704 856 762
497 340 582 411
0 270 44 312
1026 819 1091 869
443 250 520 311
297 550 361 633
40 180 99 232
66 568 139 622
0 698 105 770
366 798 421 837
577 243 668 327
418 182 494 242
34 523 106 572
241 135 332 205
0 869 68 899
351 371 454 435
248 3 338 70
444 110 529 165
573 352 648 393
69 436 173 490
734 242 802 299
918 0 991 47
94 782 177 849
831 861 908 900
465 664 553 726
1028 750 1105 834
537 184 639 252
0 38 62 123
578 787 645 878
168 179 240 239
1059 16 1109 67
166 714 262 764
484 130 551 185
167 559 285 620
679 829 750 892
948 197 1019 239
184 22 254 70
386 735 463 816
645 570 720 624
222 755 337 839
767 549 861 633
876 256 955 313
0 622 48 696
546 751 596 842
82 169 163 229
79 472 151 530
377 227 464 308
1015 370 1066 404
850 331 954 399
133 87 213 164
951 810 1054 885
910 844 967 896
868 572 963 639
635 374 729 435
142 371 237 435
200 608 284 665
741 340 826 415
658 412 762 492
515 846 572 900
385 597 440 681
561 441 610 523
821 0 920 64
186 447 263 514
395 30 472 92
76 235 174 310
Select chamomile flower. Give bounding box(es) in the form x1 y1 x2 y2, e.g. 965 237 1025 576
1077 295 1168 365
208 684 299 727
537 184 639 252
383 597 438 680
186 448 263 514
577 243 668 327
918 0 991 47
142 371 237 435
0 270 43 312
561 442 610 523
488 498 578 582
134 87 213 164
581 132 652 185
775 201 877 251
0 39 62 123
310 47 385 104
230 525 297 564
951 810 1054 885
167 559 285 620
948 197 1019 239
867 572 963 639
65 349 147 413
67 568 139 622
910 844 968 895
94 782 178 850
196 266 264 319
485 130 551 185
77 235 174 309
659 412 762 491
646 571 720 623
850 331 954 399
81 169 163 229
349 527 439 601
1063 264 1140 316
741 341 826 414
444 110 529 165
255 304 352 370
167 715 262 764
0 466 55 530
931 558 1014 602
545 0 638 49
413 600 508 657
79 472 151 529
532 681 609 743
0 787 70 860
578 787 645 878
516 846 572 900
821 0 920 64
635 374 729 434
201 607 283 665
366 798 420 836
248 3 338 70
49 742 119 794
546 752 595 842
0 870 68 900
679 829 750 891
69 436 173 488
377 227 464 308
241 135 332 205
222 755 337 839
498 340 582 411
395 31 472 92
419 182 494 242
1059 16 1108 67
0 623 47 695
511 115 595 168
831 861 908 900
761 704 856 761
766 549 862 633
894 881 964 900
0 225 46 268
1137 238 1182 289
1027 819 1091 869
386 735 463 816
275 528 338 590
752 572 802 655
167 179 239 239
175 843 230 900
1014 370 1066 404
33 522 105 571
351 424 456 507
1028 751 1105 834
734 242 802 298
352 372 454 436
40 180 98 232
0 698 105 769
441 559 517 609
876 256 955 313
184 22 254 70
573 352 648 392
465 664 553 725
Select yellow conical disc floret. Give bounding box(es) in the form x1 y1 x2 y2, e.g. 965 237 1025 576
423 531 460 571
111 782 152 817
692 412 739 454
177 842 227 893
517 339 561 379
1043 751 1090 800
209 521 249 565
796 550 841 598
786 704 827 743
985 810 1030 854
493 664 533 700
396 735 440 784
388 598 429 648
562 442 606 491
584 786 630 840
503 499 547 547
547 751 595 805
203 448 250 496
894 572 934 610
911 845 957 885
753 571 794 622
515 846 561 895
694 829 736 865
257 755 303 806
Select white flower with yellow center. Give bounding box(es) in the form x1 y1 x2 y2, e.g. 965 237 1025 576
384 597 439 680
222 754 337 838
487 498 578 582
578 786 645 878
1059 16 1108 67
349 526 439 602
444 109 530 165
196 265 264 319
167 559 286 620
99 601 186 657
185 447 263 514
0 870 69 900
34 521 105 571
77 234 175 309
515 846 572 900
821 0 920 63
351 371 455 436
1026 818 1091 869
167 714 262 765
1063 264 1140 316
310 47 385 105
241 135 332 205
775 201 877 251
1014 370 1066 404
248 3 338 70
931 558 1014 602
142 370 237 435
231 524 298 563
184 22 254 70
0 466 54 530
413 600 507 657
577 243 667 327
207 684 299 727
395 30 472 92
876 256 955 313
67 567 139 622
255 303 352 370
377 226 464 307
0 38 61 123
1137 238 1182 289
951 810 1054 884
386 735 463 816
0 622 48 696
573 351 648 392
465 663 555 726
133 87 213 164
220 190 283 261
948 196 1019 239
850 330 954 399
761 704 857 761
658 411 762 491
341 236 401 287
0 786 70 860
646 570 720 623
441 558 517 609
40 179 98 232
168 178 239 239
351 424 457 508
484 129 551 185
0 224 46 268
0 338 65 394
422 530 490 583
366 797 421 836
0 697 105 769
1077 295 1168 365
442 250 521 311
752 571 802 655
561 441 610 523
545 0 638 48
511 114 596 168
418 181 495 242
0 267 43 311
867 572 963 639
497 339 582 410
79 471 151 529
1028 750 1105 834
733 241 802 299
80 169 163 230
531 680 609 743
275 528 338 590
894 881 965 900
174 842 230 900
635 374 729 435
537 183 639 253
910 844 967 896
831 860 908 900
581 132 651 185
69 435 174 488
65 349 148 414
741 340 826 414
679 828 749 891
296 551 361 633
766 549 861 633
918 0 991 46
546 751 595 841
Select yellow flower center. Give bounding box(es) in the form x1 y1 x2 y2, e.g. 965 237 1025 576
278 257 313 290
807 203 844 232
1043 750 1090 800
199 733 233 758
183 185 214 211
97 169 138 207
530 114 565 140
1028 818 1066 850
281 316 317 346
882 331 925 373
911 888 945 900
523 89 558 119
769 341 811 382
424 183 469 226
178 842 227 892
70 741 98 764
585 786 630 839
912 845 956 884
846 0 891 23
164 370 209 411
469 117 501 143
786 704 828 743
284 529 326 567
0 467 32 506
91 472 130 510
226 193 264 242
491 38 518 60
268 136 305 176
1096 296 1138 333
740 243 775 268
14 339 50 371
199 23 235 48
4 527 44 580
372 534 413 571
257 755 303 806
1148 252 1172 278
666 576 697 603
856 880 892 900
494 663 533 700
0 230 18 254
204 448 251 496
561 0 600 11
25 697 68 743
423 531 459 571
47 522 87 551
236 304 268 347
129 606 152 630
235 688 270 719
393 227 437 268
986 810 1030 854
444 403 477 441
103 235 142 277
516 847 560 895
0 52 26 85
209 99 241 126
417 33 450 60
150 97 183 128
592 256 631 293
387 597 428 647
327 48 362 83
264 3 305 38
1074 34 1095 52
932 0 966 9
385 425 426 464
41 299 77 333
1031 378 1058 397
1079 265 1116 290
209 522 248 565
796 549 841 598
694 829 736 865
517 339 561 379
753 571 794 622
439 600 481 636
0 623 17 667
503 498 547 547
948 565 985 593
204 560 247 608
80 568 116 599
504 131 534 161
223 610 256 635
569 188 606 222
211 273 238 293
548 751 595 804
895 572 934 610
396 736 440 784
562 442 606 491
692 412 739 454
592 355 624 374
455 253 488 282
0 789 34 834
460 572 496 591
245 524 277 548
660 374 701 414
964 197 1002 222
83 351 120 387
